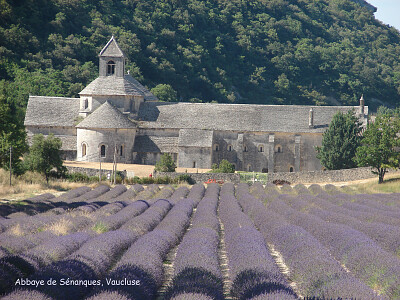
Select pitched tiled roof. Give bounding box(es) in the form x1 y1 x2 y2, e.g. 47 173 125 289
79 76 145 96
178 129 213 147
79 75 156 100
99 36 125 57
24 96 80 127
133 136 178 153
124 75 158 101
76 101 136 129
138 102 366 133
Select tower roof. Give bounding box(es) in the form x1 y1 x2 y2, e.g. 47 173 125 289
76 101 136 129
99 36 125 57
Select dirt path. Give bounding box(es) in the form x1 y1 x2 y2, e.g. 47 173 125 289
64 161 211 178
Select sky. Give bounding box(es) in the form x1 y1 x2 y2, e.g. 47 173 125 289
366 0 400 30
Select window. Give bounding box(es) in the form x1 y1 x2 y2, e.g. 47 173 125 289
120 145 124 156
193 161 196 168
247 165 252 172
262 168 268 173
107 60 115 75
275 145 282 153
82 143 87 157
214 144 219 152
258 145 264 152
244 146 248 152
100 145 106 158
84 99 88 109
289 167 294 172
227 145 232 152
277 147 281 153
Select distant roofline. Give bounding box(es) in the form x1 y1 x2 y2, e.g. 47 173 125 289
29 95 79 100
145 101 366 109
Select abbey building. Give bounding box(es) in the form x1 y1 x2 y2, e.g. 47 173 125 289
24 37 368 173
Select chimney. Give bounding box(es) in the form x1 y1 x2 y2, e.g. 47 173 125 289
309 108 314 128
359 94 365 116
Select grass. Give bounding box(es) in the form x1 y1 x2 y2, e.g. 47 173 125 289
47 218 73 235
0 169 97 201
348 173 400 194
92 222 109 234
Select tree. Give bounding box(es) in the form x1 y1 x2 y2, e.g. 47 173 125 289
150 84 178 102
210 159 235 173
0 92 27 175
154 153 176 172
316 110 362 170
24 134 64 183
354 114 400 184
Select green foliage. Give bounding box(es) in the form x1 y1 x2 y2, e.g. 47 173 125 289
316 110 362 170
24 134 64 183
150 84 178 102
210 159 235 173
0 0 400 120
0 91 27 175
154 153 176 172
355 114 400 183
125 174 193 184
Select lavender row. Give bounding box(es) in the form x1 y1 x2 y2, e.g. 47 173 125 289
0 185 114 234
90 186 189 234
319 193 400 224
146 185 175 205
283 193 400 256
90 200 150 233
349 193 400 212
168 186 190 204
89 197 196 299
184 183 206 205
165 183 222 300
268 197 400 297
236 184 379 299
0 232 93 296
220 183 296 299
4 199 173 299
0 193 56 218
133 184 160 201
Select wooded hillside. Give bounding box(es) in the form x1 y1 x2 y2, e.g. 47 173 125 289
1 0 400 123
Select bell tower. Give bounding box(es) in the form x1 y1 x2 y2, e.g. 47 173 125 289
98 36 125 77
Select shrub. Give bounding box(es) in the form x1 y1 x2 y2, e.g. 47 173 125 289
176 174 194 184
155 153 176 172
209 160 235 173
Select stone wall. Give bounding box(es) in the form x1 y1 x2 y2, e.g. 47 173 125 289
267 167 392 184
66 166 126 178
154 171 240 184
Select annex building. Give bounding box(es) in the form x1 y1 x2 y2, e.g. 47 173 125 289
24 37 368 173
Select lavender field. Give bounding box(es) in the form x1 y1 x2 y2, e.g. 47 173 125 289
0 183 399 300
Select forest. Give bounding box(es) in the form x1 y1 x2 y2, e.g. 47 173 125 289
1 0 400 126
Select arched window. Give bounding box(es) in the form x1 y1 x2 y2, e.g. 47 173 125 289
82 143 87 157
275 144 282 153
214 144 219 152
100 145 106 158
84 99 88 109
289 167 294 172
107 60 116 75
244 145 248 152
193 161 196 168
227 145 233 152
120 145 124 156
247 165 252 172
258 145 264 152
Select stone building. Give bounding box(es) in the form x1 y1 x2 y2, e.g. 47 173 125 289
24 37 368 173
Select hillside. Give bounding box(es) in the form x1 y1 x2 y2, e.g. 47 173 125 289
1 0 400 123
